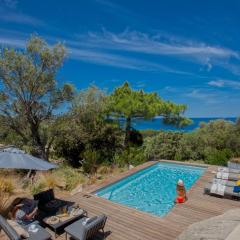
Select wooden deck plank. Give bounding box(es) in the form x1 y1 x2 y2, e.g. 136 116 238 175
57 161 240 240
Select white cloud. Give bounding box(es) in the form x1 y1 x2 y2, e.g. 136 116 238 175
0 0 18 8
68 47 188 72
208 79 240 89
75 29 239 59
185 89 220 104
73 29 240 74
1 28 239 76
0 11 45 26
0 1 44 27
0 36 26 48
0 32 191 73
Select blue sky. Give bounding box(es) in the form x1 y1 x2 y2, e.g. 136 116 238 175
0 0 240 117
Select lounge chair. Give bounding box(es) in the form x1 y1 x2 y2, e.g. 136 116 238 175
204 181 240 199
0 215 51 240
208 179 236 187
218 167 240 174
215 173 240 181
215 167 240 181
64 214 107 240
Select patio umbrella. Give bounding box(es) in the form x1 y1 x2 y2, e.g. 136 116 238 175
0 147 57 170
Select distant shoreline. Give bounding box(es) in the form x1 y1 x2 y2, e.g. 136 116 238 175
118 117 237 131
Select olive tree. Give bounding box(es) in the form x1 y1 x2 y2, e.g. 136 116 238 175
0 36 73 159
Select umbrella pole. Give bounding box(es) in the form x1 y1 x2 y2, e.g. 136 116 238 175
27 170 32 178
26 170 36 184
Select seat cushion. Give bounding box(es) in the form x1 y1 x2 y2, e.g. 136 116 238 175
23 222 51 240
34 189 55 207
7 220 30 239
64 218 87 240
82 216 98 225
40 199 66 214
45 199 64 209
0 215 21 240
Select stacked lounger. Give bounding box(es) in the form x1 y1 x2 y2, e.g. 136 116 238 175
204 167 240 199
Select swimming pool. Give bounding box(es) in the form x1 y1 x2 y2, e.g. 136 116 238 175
95 162 206 217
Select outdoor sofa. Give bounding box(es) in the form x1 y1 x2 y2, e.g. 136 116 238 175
64 214 107 240
34 189 68 216
214 173 240 181
0 215 51 240
214 167 240 181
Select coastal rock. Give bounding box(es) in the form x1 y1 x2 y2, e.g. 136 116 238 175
177 208 240 240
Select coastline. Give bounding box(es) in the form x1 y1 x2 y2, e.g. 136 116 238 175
119 117 237 131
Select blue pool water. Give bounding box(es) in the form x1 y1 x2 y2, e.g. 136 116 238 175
95 162 206 217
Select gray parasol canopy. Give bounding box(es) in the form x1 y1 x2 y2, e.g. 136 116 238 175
0 147 57 170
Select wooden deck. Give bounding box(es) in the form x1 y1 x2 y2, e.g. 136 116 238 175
68 161 240 240
1 161 239 240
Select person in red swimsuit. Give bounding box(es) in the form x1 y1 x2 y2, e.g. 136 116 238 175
175 179 187 204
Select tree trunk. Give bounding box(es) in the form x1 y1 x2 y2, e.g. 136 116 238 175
124 117 131 147
30 123 48 160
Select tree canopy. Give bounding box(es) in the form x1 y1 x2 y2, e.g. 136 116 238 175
54 86 122 168
107 82 191 146
0 36 74 159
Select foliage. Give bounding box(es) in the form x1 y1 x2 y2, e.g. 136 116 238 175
140 129 159 138
114 147 147 167
144 119 240 165
0 35 74 159
41 173 59 189
1 35 239 176
53 164 86 191
128 129 143 146
0 177 15 215
197 120 234 150
54 86 123 168
30 181 46 195
144 131 183 160
176 131 205 161
107 82 191 146
204 148 232 166
81 148 101 174
97 165 113 175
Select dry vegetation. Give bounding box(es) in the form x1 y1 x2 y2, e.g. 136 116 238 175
0 164 128 216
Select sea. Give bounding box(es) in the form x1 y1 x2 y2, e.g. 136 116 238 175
119 117 237 132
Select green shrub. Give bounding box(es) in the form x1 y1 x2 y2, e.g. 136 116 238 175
82 148 102 174
30 181 46 195
144 131 183 160
204 148 232 166
176 132 205 161
114 152 127 168
143 120 240 164
114 147 147 167
198 120 234 150
128 147 147 166
53 164 86 191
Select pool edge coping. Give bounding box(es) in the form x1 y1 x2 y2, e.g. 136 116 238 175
84 160 209 195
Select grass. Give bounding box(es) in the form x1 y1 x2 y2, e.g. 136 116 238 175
0 162 129 216
0 177 15 215
52 164 86 191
